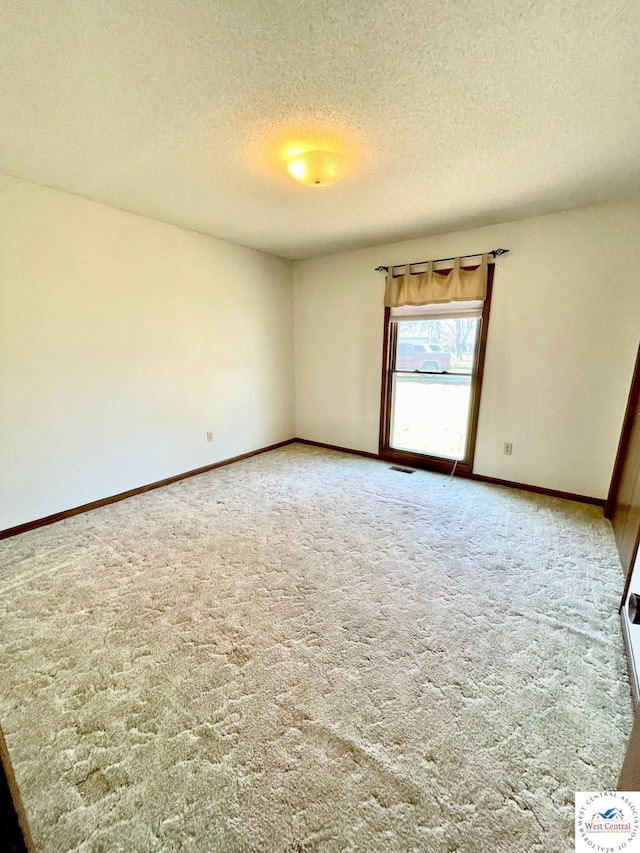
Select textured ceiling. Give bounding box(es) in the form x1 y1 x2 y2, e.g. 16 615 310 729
1 0 639 260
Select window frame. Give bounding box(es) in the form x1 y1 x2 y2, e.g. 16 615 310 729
378 263 495 475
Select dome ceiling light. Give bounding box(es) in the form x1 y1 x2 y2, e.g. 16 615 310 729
285 149 346 187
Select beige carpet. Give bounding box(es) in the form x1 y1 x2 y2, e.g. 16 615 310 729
0 444 633 852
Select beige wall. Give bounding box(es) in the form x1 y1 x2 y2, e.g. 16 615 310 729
2 175 639 528
293 200 640 499
0 174 295 529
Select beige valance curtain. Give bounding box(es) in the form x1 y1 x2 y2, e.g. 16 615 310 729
384 254 488 308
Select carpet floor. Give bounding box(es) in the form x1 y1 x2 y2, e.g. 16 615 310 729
0 444 633 852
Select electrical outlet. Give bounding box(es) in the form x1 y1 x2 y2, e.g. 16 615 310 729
503 442 513 455
206 432 214 442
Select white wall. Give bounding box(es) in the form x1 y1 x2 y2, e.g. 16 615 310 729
293 200 640 499
0 174 294 529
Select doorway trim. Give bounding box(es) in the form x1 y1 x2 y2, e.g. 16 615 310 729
605 342 640 612
606 343 640 519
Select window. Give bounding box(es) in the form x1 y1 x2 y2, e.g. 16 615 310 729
379 264 494 474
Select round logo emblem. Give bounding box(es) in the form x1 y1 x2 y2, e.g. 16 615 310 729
576 792 640 851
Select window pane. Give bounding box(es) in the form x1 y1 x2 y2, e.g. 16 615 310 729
390 373 473 460
395 317 479 374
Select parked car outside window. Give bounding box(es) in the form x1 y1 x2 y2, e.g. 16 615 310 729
396 342 451 372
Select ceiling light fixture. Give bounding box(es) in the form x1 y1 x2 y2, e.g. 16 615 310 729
286 149 346 187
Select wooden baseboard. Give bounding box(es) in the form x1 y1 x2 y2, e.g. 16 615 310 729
0 439 296 541
467 472 604 507
293 438 381 460
292 438 603 506
0 436 604 540
0 727 33 852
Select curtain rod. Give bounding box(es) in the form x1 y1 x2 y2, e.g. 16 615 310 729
374 248 509 273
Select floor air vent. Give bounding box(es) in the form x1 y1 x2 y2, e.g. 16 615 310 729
389 465 416 474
